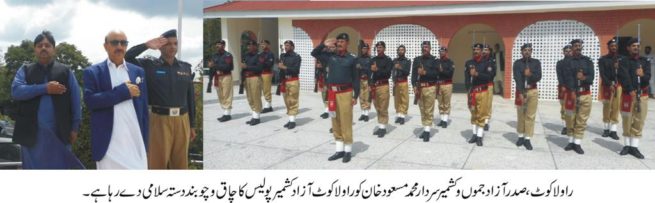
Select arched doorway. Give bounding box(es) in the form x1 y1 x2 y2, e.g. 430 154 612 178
292 27 316 92
512 20 601 101
618 19 655 55
449 24 504 93
326 26 362 55
371 24 439 95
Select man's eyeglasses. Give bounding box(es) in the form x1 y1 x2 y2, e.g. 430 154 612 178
108 40 129 47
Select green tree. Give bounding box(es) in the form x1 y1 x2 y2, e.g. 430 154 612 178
203 18 221 65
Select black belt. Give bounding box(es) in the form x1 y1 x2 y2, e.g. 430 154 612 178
577 86 590 92
151 106 188 116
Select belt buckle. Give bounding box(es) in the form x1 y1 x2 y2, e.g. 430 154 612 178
169 107 180 116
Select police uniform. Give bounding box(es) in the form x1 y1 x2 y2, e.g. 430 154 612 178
618 38 651 159
482 44 497 131
435 47 455 128
392 45 411 125
242 40 265 125
556 45 571 135
513 43 542 151
125 29 195 169
598 38 623 140
562 39 594 155
259 44 276 113
465 43 493 146
316 58 330 119
412 41 438 142
356 45 372 122
370 41 393 137
279 40 302 129
211 40 234 122
311 33 360 163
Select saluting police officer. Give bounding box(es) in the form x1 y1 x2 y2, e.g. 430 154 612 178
598 38 623 140
370 41 393 137
356 43 372 122
392 45 411 125
465 43 493 146
412 41 438 142
241 40 264 126
125 29 196 169
618 37 650 159
311 33 360 163
210 40 234 122
435 47 454 128
259 40 276 113
562 39 595 155
513 43 542 151
481 44 497 131
278 40 302 129
556 45 572 135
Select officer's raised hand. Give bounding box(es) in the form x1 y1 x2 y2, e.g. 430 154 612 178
324 38 336 47
145 37 168 49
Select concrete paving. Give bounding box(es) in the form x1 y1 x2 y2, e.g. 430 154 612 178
204 79 655 169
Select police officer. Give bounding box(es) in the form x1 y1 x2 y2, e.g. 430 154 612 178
392 45 411 125
371 41 393 137
465 43 493 146
598 38 622 140
435 47 454 128
356 43 372 122
210 40 234 122
481 44 497 131
278 40 302 129
241 40 264 126
316 43 336 120
618 37 650 159
513 43 542 151
125 29 196 169
259 40 276 113
412 41 438 142
562 39 594 155
556 45 572 135
311 33 360 163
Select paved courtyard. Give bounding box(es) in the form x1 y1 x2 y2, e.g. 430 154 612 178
204 79 655 169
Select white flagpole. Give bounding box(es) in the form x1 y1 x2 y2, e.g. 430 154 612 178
178 0 183 59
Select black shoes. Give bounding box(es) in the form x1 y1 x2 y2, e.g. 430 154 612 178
262 107 273 113
394 117 401 124
561 127 567 135
421 131 430 142
484 124 490 131
374 129 386 138
320 112 329 119
468 135 478 144
358 115 366 121
608 131 619 140
620 146 645 159
602 129 609 137
342 152 352 163
245 118 260 126
328 152 344 161
438 120 448 128
564 143 574 151
329 128 333 133
619 146 632 156
284 122 296 129
395 117 405 125
476 137 483 146
217 115 231 122
572 144 584 154
516 137 525 146
516 137 533 150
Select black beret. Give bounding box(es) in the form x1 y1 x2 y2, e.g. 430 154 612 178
362 43 370 48
261 40 270 45
570 39 584 45
483 44 491 49
521 43 532 50
216 40 226 45
438 47 447 52
421 41 431 46
336 33 349 41
563 44 572 50
161 29 177 38
472 43 483 49
606 38 618 46
397 45 406 50
246 40 257 46
283 40 294 47
375 41 386 48
626 37 639 47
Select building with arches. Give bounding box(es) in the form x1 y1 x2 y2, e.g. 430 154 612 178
204 1 655 100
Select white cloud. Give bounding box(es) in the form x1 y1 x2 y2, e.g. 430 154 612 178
0 0 202 68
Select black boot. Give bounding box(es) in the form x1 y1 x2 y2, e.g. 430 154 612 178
476 137 484 146
328 152 345 161
422 131 430 142
560 127 567 135
329 128 333 133
399 118 405 125
484 124 490 131
564 143 574 151
320 112 329 119
287 122 296 129
441 121 448 128
395 117 401 124
342 152 352 163
218 115 231 122
363 115 369 122
247 118 260 126
468 135 478 144
602 129 609 137
516 137 525 146
630 147 645 159
572 144 584 154
262 107 273 113
608 131 619 140
377 129 386 138
283 122 290 128
358 115 366 121
373 129 380 136
619 146 632 156
523 140 533 150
